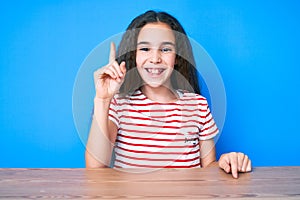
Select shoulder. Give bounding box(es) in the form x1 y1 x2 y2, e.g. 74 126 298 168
177 90 208 104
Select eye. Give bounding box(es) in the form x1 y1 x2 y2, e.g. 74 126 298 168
139 47 150 52
161 47 173 53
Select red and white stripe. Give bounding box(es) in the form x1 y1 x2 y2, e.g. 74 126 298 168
108 89 218 168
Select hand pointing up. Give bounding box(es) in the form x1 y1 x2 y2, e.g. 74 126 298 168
94 42 126 100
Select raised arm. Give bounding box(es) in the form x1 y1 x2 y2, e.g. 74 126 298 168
85 42 126 168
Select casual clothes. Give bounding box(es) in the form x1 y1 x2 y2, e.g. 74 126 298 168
108 89 218 168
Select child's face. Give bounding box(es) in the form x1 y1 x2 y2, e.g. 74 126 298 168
136 22 176 88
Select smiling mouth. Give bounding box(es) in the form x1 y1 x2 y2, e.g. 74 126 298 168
145 68 166 76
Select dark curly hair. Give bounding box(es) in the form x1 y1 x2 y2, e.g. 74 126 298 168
116 10 200 95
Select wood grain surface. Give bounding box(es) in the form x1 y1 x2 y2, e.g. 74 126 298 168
0 164 299 199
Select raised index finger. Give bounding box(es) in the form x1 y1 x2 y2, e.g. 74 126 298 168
109 42 116 63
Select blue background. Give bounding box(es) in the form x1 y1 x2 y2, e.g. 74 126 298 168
1 0 299 167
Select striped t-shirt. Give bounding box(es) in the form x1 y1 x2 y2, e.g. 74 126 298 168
108 89 218 168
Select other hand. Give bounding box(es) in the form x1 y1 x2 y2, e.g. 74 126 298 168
218 152 252 178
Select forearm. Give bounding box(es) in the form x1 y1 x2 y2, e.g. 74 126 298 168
200 139 216 168
201 154 216 168
93 98 112 138
85 98 115 168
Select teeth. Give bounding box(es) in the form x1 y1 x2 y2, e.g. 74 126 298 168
152 69 159 73
146 68 164 75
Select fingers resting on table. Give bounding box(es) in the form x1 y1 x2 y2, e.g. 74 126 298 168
218 152 252 179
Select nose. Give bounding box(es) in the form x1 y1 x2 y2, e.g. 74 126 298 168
150 49 161 64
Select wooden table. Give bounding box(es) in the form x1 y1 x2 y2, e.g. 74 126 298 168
0 164 299 199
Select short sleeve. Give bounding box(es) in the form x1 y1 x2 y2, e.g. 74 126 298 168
108 96 120 128
199 104 219 140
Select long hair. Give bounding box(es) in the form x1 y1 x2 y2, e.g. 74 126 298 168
116 10 200 95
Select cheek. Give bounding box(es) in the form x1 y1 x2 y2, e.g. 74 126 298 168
166 54 176 67
136 52 144 67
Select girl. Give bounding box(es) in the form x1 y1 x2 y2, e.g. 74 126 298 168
85 10 251 178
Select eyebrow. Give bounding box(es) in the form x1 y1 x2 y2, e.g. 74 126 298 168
137 41 176 46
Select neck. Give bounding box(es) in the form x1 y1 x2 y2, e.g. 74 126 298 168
141 85 178 103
